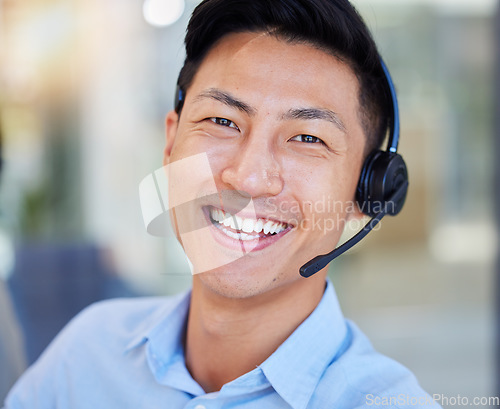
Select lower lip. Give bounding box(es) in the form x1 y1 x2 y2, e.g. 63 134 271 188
202 207 292 253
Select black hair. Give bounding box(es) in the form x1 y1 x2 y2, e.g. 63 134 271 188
177 0 392 153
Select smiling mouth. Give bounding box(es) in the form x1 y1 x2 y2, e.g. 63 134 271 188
206 206 292 241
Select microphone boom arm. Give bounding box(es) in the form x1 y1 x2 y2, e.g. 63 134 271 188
299 180 409 278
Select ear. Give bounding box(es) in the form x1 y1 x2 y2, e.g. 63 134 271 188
164 110 179 166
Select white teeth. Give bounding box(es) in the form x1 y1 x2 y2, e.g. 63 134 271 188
229 217 237 230
242 219 255 233
209 207 288 237
235 215 243 230
254 219 263 233
217 209 224 222
275 223 286 234
213 209 222 222
215 225 260 241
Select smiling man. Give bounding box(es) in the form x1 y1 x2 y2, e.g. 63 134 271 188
4 1 441 408
166 29 367 394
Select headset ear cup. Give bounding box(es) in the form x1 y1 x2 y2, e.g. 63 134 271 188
356 151 408 217
356 150 382 217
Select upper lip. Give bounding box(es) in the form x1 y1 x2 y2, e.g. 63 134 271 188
206 205 295 227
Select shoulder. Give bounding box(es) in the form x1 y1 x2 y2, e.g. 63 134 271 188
52 292 188 353
77 293 185 320
3 293 188 409
69 295 180 331
312 320 441 409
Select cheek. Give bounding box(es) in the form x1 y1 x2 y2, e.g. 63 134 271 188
286 157 357 202
170 129 234 171
285 158 361 231
169 134 205 163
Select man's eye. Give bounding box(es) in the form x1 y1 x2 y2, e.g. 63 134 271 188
290 135 324 144
209 117 239 130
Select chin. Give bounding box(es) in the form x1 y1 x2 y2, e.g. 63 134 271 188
194 263 294 300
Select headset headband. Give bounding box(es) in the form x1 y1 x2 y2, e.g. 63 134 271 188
380 58 400 154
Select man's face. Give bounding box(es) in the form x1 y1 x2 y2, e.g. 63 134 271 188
164 32 366 298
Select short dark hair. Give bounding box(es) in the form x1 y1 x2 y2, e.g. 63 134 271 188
177 0 392 153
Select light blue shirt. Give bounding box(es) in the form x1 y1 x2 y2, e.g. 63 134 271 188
4 280 441 408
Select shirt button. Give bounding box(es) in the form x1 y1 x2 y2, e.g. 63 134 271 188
194 405 206 409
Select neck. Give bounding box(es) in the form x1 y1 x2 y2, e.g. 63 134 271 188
185 275 326 393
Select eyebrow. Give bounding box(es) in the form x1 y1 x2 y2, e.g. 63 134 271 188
195 87 346 133
281 108 347 133
195 88 257 116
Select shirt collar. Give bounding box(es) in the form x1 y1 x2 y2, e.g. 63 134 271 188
258 279 349 409
125 290 206 396
125 291 191 353
124 279 349 408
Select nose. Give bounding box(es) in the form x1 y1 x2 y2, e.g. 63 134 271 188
220 138 284 198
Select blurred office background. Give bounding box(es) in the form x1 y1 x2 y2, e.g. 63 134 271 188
0 0 497 405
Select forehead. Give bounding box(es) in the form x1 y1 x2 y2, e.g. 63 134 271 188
188 31 361 116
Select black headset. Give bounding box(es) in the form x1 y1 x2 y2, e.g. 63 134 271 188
174 58 408 278
355 59 408 219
